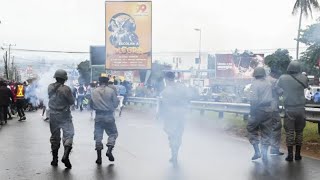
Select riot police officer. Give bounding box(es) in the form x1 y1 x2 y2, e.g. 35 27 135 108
267 70 284 155
48 69 75 168
91 75 119 164
247 67 273 161
276 61 308 161
159 71 191 165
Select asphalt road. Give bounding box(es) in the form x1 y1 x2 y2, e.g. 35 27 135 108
0 107 320 180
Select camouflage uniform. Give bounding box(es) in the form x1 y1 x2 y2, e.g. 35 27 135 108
247 67 273 161
276 61 308 161
160 79 191 164
247 79 273 146
267 76 283 153
91 82 119 164
91 85 119 150
48 82 75 151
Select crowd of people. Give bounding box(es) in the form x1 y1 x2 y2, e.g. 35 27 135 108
70 76 132 112
0 61 312 168
0 80 29 125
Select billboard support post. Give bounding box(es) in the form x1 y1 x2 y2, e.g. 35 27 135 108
90 60 93 83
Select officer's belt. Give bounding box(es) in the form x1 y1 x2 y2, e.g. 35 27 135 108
285 104 305 108
50 107 68 112
96 110 113 114
258 102 271 107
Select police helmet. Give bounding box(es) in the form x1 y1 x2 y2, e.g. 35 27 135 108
99 76 109 84
53 69 68 80
165 71 175 81
252 67 266 78
287 61 301 73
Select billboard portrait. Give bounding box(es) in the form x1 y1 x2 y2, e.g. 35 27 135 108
216 54 264 78
105 1 152 70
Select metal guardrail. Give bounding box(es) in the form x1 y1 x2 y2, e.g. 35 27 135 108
128 97 320 120
127 97 158 105
127 97 320 134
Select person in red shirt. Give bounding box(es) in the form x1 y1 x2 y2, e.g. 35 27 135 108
0 79 14 125
8 82 16 118
15 82 26 121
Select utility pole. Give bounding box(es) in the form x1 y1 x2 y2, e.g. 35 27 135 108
3 43 16 80
194 28 202 77
11 56 15 81
3 51 9 79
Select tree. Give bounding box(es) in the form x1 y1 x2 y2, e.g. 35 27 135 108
300 44 320 76
264 49 292 77
150 61 172 82
292 0 320 60
91 66 106 81
299 20 320 76
77 60 91 84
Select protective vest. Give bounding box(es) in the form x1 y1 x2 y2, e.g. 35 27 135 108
16 85 25 99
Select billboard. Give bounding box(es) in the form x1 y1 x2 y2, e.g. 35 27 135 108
215 54 264 78
90 46 106 65
105 1 152 70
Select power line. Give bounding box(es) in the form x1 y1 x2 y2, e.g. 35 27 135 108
0 47 310 56
3 48 89 54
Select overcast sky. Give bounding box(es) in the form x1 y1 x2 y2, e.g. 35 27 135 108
0 0 319 58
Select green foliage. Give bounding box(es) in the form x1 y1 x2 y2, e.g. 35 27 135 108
77 61 106 83
77 60 91 84
300 44 320 76
150 61 171 82
300 22 320 45
292 0 320 17
92 66 106 81
264 49 292 76
139 61 172 84
299 20 320 76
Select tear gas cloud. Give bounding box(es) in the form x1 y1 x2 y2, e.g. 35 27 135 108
25 66 75 107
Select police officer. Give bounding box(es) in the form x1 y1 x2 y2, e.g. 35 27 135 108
267 70 284 156
276 61 308 161
15 82 26 121
247 67 273 161
159 72 191 165
0 79 13 125
48 69 75 168
91 75 119 164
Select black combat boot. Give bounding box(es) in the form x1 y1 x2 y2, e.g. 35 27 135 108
169 149 178 165
61 146 72 169
285 146 294 162
261 145 269 162
96 150 102 165
295 145 302 161
51 150 59 166
251 144 261 160
270 147 284 155
106 145 115 162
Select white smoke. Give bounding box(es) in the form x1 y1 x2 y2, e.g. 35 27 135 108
25 66 75 108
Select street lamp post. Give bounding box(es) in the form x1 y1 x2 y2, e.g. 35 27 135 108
194 28 202 77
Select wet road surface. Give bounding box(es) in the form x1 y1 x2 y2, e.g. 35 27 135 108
0 107 320 180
